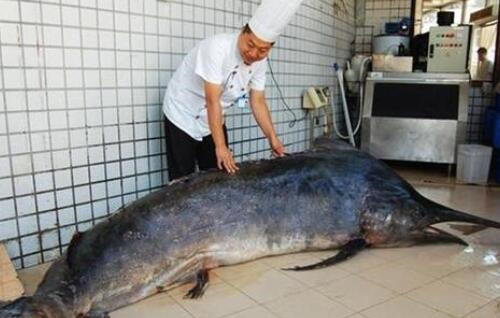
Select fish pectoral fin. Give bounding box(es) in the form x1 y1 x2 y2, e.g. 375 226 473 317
282 238 367 271
183 269 209 299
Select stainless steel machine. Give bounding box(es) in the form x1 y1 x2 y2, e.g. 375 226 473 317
427 25 472 73
361 72 469 164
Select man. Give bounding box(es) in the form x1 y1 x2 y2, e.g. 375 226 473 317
162 0 303 180
476 47 494 81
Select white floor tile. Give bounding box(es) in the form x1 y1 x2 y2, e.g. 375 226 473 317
358 263 436 293
229 268 307 304
442 266 500 299
221 306 278 318
406 280 490 317
315 274 396 311
170 281 257 318
264 289 353 318
464 299 500 318
361 295 453 318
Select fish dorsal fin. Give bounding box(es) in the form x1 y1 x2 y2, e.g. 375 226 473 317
66 231 84 269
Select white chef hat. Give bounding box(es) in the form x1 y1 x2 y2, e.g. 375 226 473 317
248 0 304 43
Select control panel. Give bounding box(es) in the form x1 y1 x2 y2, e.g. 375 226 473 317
427 26 472 73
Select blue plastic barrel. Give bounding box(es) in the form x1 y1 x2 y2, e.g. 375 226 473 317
484 107 496 145
496 93 500 111
494 112 500 148
494 149 500 183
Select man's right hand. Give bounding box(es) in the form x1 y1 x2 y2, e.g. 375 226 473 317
216 146 239 174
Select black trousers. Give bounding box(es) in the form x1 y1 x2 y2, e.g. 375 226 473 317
164 116 228 181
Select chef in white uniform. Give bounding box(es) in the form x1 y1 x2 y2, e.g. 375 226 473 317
162 0 304 180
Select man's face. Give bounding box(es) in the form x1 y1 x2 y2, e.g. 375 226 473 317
478 51 487 62
238 31 273 65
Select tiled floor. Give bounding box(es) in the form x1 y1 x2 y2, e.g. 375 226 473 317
17 165 500 318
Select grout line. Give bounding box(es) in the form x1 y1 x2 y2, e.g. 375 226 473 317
144 0 156 191
76 0 98 231
110 0 124 210
35 0 64 260
0 20 24 268
312 278 399 314
126 0 139 204
59 0 81 239
93 0 112 218
217 305 279 318
463 298 500 318
435 274 499 302
156 0 166 187
16 0 45 265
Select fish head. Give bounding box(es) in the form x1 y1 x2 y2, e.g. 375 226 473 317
361 202 424 246
360 199 467 247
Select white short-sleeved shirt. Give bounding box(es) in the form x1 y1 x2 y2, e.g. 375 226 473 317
476 59 494 80
163 33 268 141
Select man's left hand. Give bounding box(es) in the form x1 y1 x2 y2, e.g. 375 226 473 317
269 136 285 157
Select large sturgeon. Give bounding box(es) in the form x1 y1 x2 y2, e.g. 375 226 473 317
1 138 499 318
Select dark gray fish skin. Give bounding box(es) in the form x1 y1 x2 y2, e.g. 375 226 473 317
1 138 499 318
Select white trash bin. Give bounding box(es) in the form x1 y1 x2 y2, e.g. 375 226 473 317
456 144 493 184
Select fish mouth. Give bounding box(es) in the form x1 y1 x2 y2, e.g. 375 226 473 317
408 197 500 247
374 227 468 248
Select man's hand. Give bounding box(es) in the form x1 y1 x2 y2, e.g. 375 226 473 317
216 146 239 174
269 136 285 157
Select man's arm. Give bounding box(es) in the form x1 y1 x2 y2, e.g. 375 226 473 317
249 89 285 157
204 81 238 173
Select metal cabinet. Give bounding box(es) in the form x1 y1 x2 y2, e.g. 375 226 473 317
361 72 469 164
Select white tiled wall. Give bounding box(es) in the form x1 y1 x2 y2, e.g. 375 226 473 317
0 0 355 268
